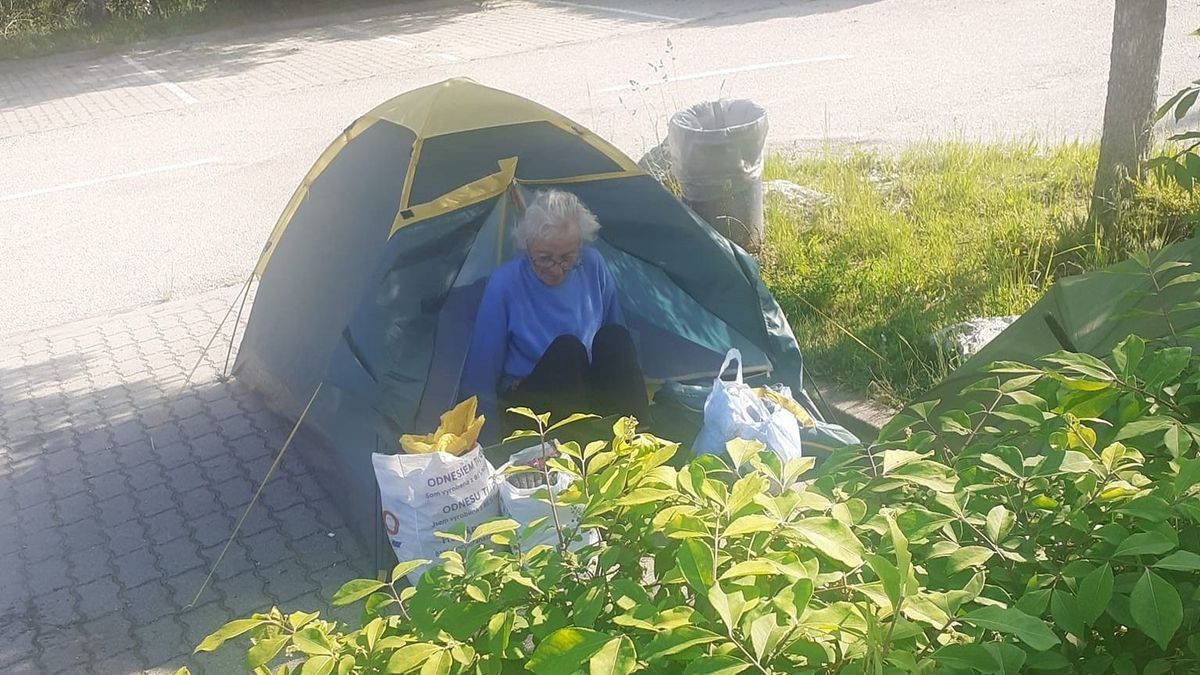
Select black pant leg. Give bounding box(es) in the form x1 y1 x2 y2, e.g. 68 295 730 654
587 324 649 420
504 335 589 431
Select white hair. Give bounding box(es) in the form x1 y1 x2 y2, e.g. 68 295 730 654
514 189 601 250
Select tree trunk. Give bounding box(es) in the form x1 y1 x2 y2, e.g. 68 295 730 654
1090 0 1168 234
84 0 108 26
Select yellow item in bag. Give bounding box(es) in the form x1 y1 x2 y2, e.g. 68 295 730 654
753 387 815 429
400 396 486 456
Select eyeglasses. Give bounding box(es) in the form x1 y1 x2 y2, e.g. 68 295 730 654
529 253 580 273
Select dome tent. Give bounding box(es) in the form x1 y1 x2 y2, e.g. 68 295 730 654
233 78 810 564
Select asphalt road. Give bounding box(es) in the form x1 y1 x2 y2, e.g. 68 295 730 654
1 0 1198 336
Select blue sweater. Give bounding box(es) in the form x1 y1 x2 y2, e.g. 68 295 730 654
461 247 624 427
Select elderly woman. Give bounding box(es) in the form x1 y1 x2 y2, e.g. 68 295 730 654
462 189 648 436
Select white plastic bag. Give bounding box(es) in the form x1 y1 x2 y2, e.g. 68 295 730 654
496 445 595 551
693 349 803 461
372 445 501 582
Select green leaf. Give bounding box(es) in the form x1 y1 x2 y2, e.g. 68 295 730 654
1141 347 1192 388
682 656 752 675
301 655 335 675
1113 531 1176 557
1113 335 1146 377
880 449 927 473
390 560 430 582
1024 650 1071 671
287 611 319 631
727 475 766 516
887 460 957 492
246 636 290 670
785 578 814 620
420 650 451 675
589 635 636 675
1077 563 1114 627
466 582 489 603
387 644 441 673
749 614 776 662
1114 495 1173 523
527 628 612 674
1130 569 1183 650
945 546 994 574
725 438 765 468
864 554 901 611
332 579 387 607
504 429 541 442
507 406 543 424
983 643 1027 675
1165 271 1200 288
985 505 1014 543
1154 550 1200 571
547 413 600 433
677 539 716 594
724 514 778 538
719 560 783 580
292 627 334 656
1176 458 1200 496
195 618 270 653
791 517 864 567
616 488 677 506
707 585 744 632
903 594 951 629
642 626 723 661
979 452 1023 478
1058 450 1093 473
962 606 1060 651
1051 589 1086 637
469 519 519 542
1116 417 1177 441
1166 424 1190 457
933 644 1002 673
1043 351 1115 380
1156 86 1193 120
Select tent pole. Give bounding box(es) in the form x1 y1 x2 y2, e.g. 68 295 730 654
188 382 324 608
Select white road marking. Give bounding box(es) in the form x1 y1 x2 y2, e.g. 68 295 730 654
0 157 220 204
121 55 197 105
601 55 854 93
537 0 682 23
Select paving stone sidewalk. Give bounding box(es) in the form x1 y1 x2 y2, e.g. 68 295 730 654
0 286 371 674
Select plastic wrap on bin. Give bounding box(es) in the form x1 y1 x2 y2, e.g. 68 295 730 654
667 100 768 251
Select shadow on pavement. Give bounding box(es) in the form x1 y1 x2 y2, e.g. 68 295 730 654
0 293 371 674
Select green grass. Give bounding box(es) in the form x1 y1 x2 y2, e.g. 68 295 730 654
760 141 1200 408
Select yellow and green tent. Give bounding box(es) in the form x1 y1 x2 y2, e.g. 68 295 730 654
234 78 808 555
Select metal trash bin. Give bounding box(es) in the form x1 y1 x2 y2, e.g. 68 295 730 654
667 99 768 252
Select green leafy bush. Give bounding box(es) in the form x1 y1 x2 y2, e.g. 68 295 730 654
1150 29 1200 194
189 297 1199 673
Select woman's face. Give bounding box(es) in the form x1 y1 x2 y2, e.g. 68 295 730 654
527 231 582 287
